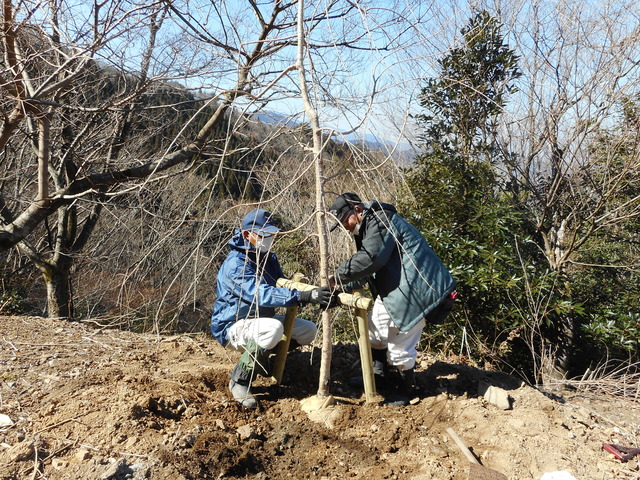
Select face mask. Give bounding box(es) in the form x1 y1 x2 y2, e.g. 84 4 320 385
352 221 361 236
255 234 274 253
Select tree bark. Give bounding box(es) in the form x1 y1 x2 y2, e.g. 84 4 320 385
43 257 73 318
296 0 332 398
544 216 574 379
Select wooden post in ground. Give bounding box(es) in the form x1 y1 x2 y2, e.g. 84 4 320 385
273 278 375 402
353 290 377 403
271 273 309 384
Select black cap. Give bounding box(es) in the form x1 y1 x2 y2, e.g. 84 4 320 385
328 193 362 231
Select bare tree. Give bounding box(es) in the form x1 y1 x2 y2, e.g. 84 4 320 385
113 0 423 334
295 0 335 399
1 0 345 317
3 3 171 317
497 0 640 376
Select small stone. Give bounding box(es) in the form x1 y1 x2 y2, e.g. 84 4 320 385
0 414 13 427
100 458 127 480
428 445 448 457
124 436 138 449
178 434 197 448
236 425 253 440
6 441 34 462
51 458 68 470
215 419 226 430
183 406 198 418
75 448 92 461
478 382 512 410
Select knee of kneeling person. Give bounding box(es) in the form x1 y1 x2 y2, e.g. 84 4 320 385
257 321 285 350
293 321 317 346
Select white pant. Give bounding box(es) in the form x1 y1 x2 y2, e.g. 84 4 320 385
368 296 425 370
227 315 317 351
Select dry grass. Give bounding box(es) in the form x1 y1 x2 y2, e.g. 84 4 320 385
545 360 640 403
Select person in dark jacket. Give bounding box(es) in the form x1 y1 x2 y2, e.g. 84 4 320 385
328 193 457 406
211 208 333 408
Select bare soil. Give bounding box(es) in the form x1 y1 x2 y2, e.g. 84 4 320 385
1 315 639 480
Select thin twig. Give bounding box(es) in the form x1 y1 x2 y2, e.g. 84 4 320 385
3 336 19 350
33 413 91 435
81 336 115 350
29 444 39 480
545 361 640 403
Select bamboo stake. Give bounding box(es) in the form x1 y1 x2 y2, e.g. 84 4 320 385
277 278 371 310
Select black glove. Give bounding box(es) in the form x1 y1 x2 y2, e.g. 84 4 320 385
328 289 341 308
299 286 332 308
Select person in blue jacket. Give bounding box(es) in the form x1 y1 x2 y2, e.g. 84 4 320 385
328 193 457 406
211 208 333 408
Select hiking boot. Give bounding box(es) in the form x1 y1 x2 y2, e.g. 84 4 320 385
288 339 301 352
383 390 410 407
383 367 418 407
348 348 389 391
229 363 256 408
348 372 388 391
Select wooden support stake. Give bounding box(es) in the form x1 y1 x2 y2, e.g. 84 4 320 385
446 427 508 480
446 428 479 464
277 278 372 310
273 277 376 403
353 290 377 403
272 274 309 384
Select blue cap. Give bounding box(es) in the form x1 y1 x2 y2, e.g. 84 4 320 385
241 209 280 237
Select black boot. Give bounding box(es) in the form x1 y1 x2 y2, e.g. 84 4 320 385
371 348 389 392
229 362 256 408
383 367 417 407
288 339 301 352
229 340 270 408
348 348 389 391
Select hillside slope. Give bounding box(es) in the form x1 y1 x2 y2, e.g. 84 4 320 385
1 315 638 479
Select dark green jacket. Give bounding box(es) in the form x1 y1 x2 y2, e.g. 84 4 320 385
335 201 456 332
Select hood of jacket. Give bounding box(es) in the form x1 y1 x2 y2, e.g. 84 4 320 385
228 228 255 253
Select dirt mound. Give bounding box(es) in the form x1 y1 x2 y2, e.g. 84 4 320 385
1 315 639 479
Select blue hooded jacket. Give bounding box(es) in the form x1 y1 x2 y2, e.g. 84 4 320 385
210 229 301 346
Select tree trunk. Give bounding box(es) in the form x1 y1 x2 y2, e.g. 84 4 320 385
44 258 73 318
544 217 575 379
547 274 575 380
296 0 332 397
553 313 575 378
18 202 82 320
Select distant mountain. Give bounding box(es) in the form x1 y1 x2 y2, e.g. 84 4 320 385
249 110 416 162
250 111 299 128
338 132 416 163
